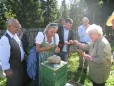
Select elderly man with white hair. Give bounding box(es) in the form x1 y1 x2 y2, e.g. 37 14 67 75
74 24 111 86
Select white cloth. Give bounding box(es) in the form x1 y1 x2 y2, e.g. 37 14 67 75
0 30 25 70
35 32 59 45
62 27 69 52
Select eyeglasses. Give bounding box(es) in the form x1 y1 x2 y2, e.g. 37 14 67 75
49 23 58 27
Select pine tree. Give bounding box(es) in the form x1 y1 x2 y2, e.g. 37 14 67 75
6 0 44 28
40 0 58 26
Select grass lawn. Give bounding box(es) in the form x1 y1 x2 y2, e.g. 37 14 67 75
68 53 114 86
0 52 114 86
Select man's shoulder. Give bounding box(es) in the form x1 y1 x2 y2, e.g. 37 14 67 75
58 25 64 29
78 25 85 31
0 35 9 43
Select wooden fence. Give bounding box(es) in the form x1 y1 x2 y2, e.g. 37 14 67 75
0 28 44 46
0 27 114 52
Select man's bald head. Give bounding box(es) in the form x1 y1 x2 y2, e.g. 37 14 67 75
7 19 20 35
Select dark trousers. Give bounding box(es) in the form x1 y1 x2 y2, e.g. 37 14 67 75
78 42 89 69
78 50 88 69
93 81 105 86
6 61 31 86
6 65 23 86
35 52 40 86
22 60 31 86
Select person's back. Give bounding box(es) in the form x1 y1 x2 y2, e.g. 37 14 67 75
17 25 31 86
17 28 29 55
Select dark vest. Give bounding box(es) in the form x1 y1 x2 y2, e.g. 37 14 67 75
5 33 21 69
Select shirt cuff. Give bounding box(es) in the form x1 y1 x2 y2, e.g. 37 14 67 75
1 64 10 71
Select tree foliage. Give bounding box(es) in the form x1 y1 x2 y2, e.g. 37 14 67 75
69 0 87 31
5 0 44 28
0 0 58 29
0 0 114 30
0 1 7 30
85 0 114 39
40 0 58 26
58 0 69 19
85 0 114 25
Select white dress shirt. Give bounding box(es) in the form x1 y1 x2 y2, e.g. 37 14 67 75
0 30 25 70
62 27 69 52
78 25 91 42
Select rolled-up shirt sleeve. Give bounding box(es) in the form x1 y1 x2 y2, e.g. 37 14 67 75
35 32 44 44
0 36 10 70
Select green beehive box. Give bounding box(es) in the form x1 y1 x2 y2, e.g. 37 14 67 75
40 61 67 86
41 75 67 86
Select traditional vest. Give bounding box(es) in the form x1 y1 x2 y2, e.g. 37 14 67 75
5 33 21 69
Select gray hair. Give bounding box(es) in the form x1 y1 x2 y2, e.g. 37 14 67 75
83 17 89 22
6 19 19 26
86 24 103 36
44 23 58 33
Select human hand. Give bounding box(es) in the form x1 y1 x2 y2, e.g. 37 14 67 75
64 41 70 45
73 40 80 45
69 40 73 44
5 69 13 77
55 47 60 53
83 54 92 60
76 49 85 56
45 44 52 50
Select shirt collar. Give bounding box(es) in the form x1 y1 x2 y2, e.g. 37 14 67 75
6 30 15 38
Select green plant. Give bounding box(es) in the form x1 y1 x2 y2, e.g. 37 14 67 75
1 52 114 86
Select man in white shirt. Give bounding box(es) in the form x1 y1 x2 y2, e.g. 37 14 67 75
77 17 91 73
57 18 74 62
0 19 25 86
